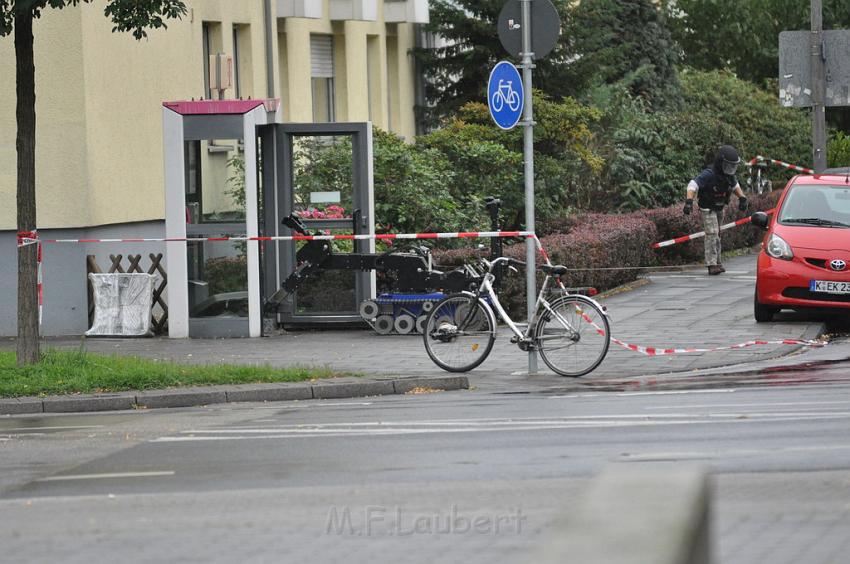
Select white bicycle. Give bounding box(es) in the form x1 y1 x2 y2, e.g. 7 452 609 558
491 79 522 113
746 162 773 194
423 257 610 377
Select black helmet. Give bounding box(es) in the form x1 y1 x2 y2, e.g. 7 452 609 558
715 145 741 176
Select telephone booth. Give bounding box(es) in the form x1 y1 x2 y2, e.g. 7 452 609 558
162 99 376 337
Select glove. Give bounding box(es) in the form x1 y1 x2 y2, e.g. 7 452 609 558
738 197 748 212
683 199 693 215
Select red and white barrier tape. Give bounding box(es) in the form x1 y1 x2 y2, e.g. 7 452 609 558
33 231 535 245
15 229 537 330
609 337 823 356
16 227 825 356
16 230 43 325
652 208 776 249
747 155 814 175
565 294 824 355
652 152 808 250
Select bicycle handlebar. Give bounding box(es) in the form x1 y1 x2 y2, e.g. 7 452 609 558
483 257 526 272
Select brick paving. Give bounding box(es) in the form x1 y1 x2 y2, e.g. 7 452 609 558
1 253 825 392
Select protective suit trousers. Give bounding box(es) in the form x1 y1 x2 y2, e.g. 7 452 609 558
700 208 722 266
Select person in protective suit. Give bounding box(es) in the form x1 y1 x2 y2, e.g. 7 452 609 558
683 145 749 275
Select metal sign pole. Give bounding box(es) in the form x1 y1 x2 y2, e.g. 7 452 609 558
811 0 827 172
520 0 537 374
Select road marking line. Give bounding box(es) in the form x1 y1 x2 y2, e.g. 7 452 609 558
620 443 850 461
35 471 175 482
248 402 374 410
180 409 850 434
646 400 850 410
0 425 104 432
152 413 850 442
153 424 692 442
614 389 737 397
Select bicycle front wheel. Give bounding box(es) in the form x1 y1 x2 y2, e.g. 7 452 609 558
534 295 610 377
423 294 496 373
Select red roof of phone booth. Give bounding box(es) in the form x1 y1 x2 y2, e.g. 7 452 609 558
163 99 280 115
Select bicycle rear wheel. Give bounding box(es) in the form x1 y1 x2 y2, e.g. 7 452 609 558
423 294 496 373
534 295 610 377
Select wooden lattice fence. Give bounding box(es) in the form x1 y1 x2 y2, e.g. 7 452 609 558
86 253 168 335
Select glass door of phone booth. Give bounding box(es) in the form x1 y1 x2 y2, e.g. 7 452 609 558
259 123 375 327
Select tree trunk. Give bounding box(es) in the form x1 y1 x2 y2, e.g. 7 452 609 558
15 8 39 366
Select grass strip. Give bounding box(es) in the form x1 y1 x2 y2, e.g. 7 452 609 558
0 349 355 398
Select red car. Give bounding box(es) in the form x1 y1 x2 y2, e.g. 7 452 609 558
752 169 850 322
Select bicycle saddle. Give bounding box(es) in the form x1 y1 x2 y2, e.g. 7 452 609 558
541 264 568 276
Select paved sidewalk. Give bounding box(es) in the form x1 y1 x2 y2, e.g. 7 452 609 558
1 253 828 400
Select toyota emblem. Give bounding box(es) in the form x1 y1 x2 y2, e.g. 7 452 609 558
830 259 847 271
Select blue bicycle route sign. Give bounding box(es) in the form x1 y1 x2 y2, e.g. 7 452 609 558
487 61 524 130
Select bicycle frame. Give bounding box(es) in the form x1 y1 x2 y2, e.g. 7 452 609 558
467 258 602 345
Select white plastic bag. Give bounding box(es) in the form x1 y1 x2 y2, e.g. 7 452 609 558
86 273 156 337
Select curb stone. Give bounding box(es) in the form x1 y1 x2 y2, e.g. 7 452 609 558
312 380 396 399
224 383 313 403
135 389 229 409
0 397 44 415
0 375 469 415
43 393 136 413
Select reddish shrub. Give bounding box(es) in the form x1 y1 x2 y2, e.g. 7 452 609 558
433 213 657 319
430 193 779 319
640 191 779 265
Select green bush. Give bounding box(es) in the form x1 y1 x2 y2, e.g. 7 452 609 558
374 129 488 237
829 131 850 168
417 94 604 230
679 69 811 171
204 256 247 295
590 70 812 211
282 73 807 239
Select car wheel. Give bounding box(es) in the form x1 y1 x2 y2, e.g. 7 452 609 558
754 289 778 322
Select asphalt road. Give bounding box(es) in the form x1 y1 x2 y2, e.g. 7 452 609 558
2 381 850 563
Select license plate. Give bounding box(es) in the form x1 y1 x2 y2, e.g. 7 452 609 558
810 280 850 294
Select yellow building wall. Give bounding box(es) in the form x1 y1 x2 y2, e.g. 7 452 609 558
1 0 422 230
78 0 269 228
278 1 419 137
0 8 91 229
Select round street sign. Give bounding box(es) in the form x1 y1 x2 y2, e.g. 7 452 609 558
498 0 561 61
487 61 524 130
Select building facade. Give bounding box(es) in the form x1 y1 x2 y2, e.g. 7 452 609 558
0 0 429 335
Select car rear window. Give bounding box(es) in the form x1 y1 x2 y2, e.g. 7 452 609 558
779 184 850 224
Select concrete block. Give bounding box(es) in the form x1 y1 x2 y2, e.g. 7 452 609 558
392 376 469 394
135 388 228 409
42 393 137 413
0 397 44 415
311 379 395 399
225 383 313 403
529 464 710 564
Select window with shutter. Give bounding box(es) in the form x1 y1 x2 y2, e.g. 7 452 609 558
310 35 335 122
